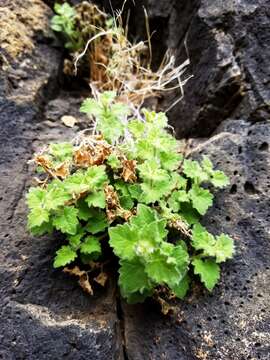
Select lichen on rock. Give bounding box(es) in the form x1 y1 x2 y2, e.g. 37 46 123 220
0 0 52 59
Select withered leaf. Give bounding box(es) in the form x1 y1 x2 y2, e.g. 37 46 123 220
105 185 120 209
53 161 70 179
63 266 93 295
121 159 137 183
74 143 112 168
94 271 108 287
34 155 52 170
156 296 175 316
74 148 92 167
105 185 121 222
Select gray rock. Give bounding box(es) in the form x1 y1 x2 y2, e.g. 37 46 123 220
121 121 270 360
1 1 270 359
110 0 269 137
0 1 121 359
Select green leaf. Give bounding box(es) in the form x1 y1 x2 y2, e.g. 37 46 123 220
119 195 134 210
191 224 216 256
85 209 108 234
54 2 75 17
64 171 89 195
145 244 189 287
129 204 156 228
201 156 213 174
53 206 79 235
77 200 92 221
97 114 124 144
111 103 131 117
53 3 62 13
100 91 116 106
86 191 106 208
167 190 189 212
30 221 53 236
149 219 168 241
211 170 230 188
64 166 107 195
26 187 47 209
134 220 167 257
170 275 190 299
119 260 152 295
109 205 167 259
136 139 155 160
179 203 200 225
45 181 71 210
183 159 208 183
201 156 229 188
84 165 108 189
80 236 101 256
192 226 234 262
49 143 73 161
145 251 180 286
114 180 130 196
122 288 154 304
169 174 186 192
109 223 138 260
28 208 50 230
80 98 102 116
140 180 172 204
67 227 85 249
160 151 182 171
128 184 142 199
189 184 213 215
143 109 168 128
214 234 235 263
175 190 189 203
107 153 121 169
128 120 145 138
53 245 77 268
192 258 220 291
51 23 62 32
138 160 170 183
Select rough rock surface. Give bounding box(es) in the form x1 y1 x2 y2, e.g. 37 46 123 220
122 120 270 360
0 1 121 359
108 0 270 138
1 0 270 359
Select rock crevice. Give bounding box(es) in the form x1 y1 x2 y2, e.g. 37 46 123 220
0 0 269 359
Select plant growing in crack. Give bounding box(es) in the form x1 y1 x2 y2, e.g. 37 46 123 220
51 2 84 51
50 2 192 110
26 91 234 305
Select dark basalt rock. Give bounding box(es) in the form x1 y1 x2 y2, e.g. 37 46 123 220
108 0 269 138
1 0 270 359
121 120 270 360
0 1 121 359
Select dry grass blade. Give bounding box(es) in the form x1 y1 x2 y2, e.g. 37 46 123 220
72 4 192 110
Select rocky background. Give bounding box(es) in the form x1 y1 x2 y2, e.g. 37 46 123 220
0 0 269 359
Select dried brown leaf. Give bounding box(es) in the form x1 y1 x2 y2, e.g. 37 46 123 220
168 218 192 238
104 185 121 222
94 271 108 287
74 148 92 167
121 159 137 183
63 266 93 296
105 185 120 209
53 161 70 179
34 155 52 170
74 143 111 168
78 273 93 295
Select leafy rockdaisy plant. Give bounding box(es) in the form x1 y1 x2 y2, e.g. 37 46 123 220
26 91 234 304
